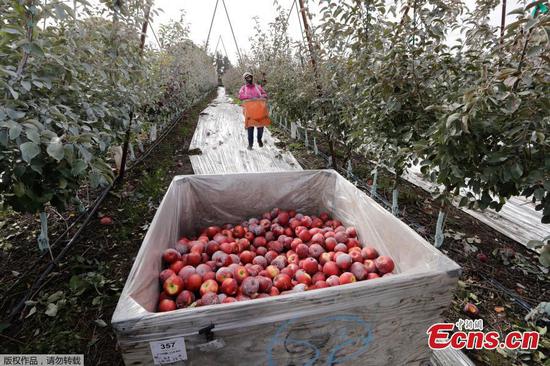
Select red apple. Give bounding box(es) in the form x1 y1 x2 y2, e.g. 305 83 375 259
221 278 238 295
236 238 250 252
281 267 294 277
350 262 367 280
346 238 360 249
190 241 205 255
212 251 230 267
340 272 357 285
318 252 332 265
325 237 337 251
241 276 260 296
163 249 181 264
315 280 329 289
367 272 380 280
301 257 318 275
308 244 325 258
295 269 312 285
253 236 267 248
269 287 280 296
200 279 219 296
363 259 376 273
296 244 309 258
361 247 379 260
233 265 249 283
298 230 312 243
348 249 363 263
205 241 220 256
175 290 195 308
273 274 292 291
196 263 212 277
374 256 395 274
206 226 222 239
345 226 357 238
326 275 340 286
253 255 268 268
312 272 326 284
268 240 284 253
334 243 348 253
265 250 278 263
187 252 201 266
220 242 233 254
186 273 203 291
257 276 272 292
239 250 255 264
236 294 251 302
271 255 288 270
336 253 352 270
163 275 184 296
334 232 348 244
222 297 238 303
159 291 171 301
266 265 280 279
323 261 340 276
201 292 220 306
159 269 175 283
476 253 488 263
158 299 176 312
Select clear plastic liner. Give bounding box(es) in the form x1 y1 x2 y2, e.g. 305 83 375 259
112 169 460 364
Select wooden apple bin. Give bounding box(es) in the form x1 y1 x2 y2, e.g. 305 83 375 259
112 170 460 365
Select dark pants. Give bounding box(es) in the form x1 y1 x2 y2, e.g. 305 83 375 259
247 127 264 146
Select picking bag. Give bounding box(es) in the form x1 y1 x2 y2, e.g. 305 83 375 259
242 99 271 128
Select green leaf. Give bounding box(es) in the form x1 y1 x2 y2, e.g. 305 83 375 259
69 275 87 295
7 85 19 100
21 80 31 91
71 159 87 176
20 142 40 163
46 141 64 161
9 124 22 140
510 163 523 179
47 291 64 303
0 27 22 35
26 129 40 143
94 319 107 328
527 45 543 58
45 303 58 317
525 18 538 31
446 113 460 128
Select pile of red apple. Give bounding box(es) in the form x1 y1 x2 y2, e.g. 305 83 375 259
157 208 395 312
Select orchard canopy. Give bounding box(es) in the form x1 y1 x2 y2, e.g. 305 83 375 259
0 1 217 214
222 0 550 227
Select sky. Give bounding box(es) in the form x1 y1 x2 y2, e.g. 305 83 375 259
147 0 524 63
148 0 317 62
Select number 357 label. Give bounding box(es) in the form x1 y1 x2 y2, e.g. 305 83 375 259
149 337 187 365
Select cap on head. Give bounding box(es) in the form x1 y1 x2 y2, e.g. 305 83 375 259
243 72 253 80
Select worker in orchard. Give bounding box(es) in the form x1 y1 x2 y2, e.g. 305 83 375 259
239 72 270 150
